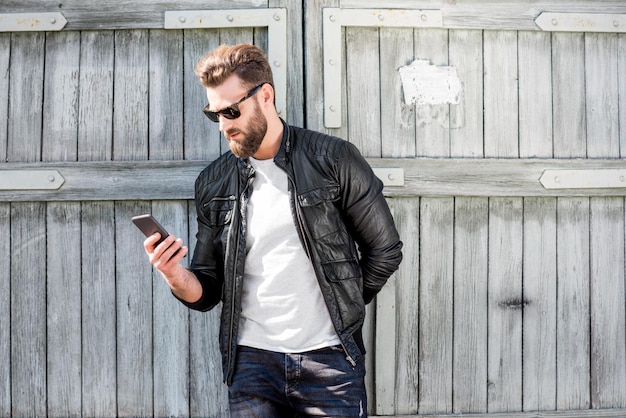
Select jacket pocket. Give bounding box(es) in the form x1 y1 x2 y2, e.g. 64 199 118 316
297 184 340 207
203 196 235 226
321 259 364 331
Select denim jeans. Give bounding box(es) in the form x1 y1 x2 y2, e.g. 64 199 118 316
228 345 367 417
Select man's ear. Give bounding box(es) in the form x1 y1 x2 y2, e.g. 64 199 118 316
260 83 275 106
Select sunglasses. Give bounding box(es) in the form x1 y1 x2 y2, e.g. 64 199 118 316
203 83 265 123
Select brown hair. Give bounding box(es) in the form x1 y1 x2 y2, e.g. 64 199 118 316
195 44 274 90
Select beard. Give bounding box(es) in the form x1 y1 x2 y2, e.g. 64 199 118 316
225 102 268 159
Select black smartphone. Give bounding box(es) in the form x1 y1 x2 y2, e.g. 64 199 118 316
132 214 170 246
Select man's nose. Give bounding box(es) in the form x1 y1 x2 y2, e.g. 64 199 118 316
218 115 234 132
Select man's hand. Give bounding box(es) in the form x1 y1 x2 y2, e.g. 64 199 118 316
143 233 203 303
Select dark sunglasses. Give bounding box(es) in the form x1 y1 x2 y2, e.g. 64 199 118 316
203 83 265 123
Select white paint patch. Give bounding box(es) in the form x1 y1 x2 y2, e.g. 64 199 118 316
398 59 461 106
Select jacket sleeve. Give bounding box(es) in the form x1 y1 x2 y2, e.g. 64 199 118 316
338 141 403 304
179 174 225 312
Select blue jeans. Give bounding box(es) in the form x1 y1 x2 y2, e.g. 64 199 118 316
228 345 367 417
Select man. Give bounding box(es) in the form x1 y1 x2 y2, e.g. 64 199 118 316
143 43 403 417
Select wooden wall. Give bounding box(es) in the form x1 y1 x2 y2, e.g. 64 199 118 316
1 1 626 417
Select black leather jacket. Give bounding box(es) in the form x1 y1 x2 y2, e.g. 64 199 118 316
181 120 403 384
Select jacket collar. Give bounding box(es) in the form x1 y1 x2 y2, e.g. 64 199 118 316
273 118 291 168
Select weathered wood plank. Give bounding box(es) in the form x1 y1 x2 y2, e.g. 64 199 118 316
522 197 557 411
7 32 44 162
375 201 397 415
149 29 183 160
487 197 523 413
484 30 518 158
183 29 221 161
10 202 47 417
81 201 117 417
518 31 552 158
43 31 82 417
414 28 449 158
552 33 586 158
552 26 591 411
585 30 626 409
418 197 454 414
148 30 189 415
589 198 626 408
46 202 82 417
42 31 80 162
0 203 10 416
113 30 149 162
519 28 558 413
78 31 114 161
394 197 420 415
0 33 9 162
116 201 154 417
380 27 416 158
453 197 488 414
371 407 626 418
113 28 153 417
620 34 626 154
152 201 191 417
585 33 619 158
7 30 47 417
556 197 590 410
449 29 483 158
346 26 381 156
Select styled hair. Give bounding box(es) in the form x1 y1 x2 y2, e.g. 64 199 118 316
195 44 274 90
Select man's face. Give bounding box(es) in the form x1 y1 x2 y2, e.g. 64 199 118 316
206 76 268 159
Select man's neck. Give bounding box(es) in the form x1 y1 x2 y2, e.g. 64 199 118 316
252 115 284 160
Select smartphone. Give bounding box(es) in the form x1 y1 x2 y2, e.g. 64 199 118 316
132 214 170 246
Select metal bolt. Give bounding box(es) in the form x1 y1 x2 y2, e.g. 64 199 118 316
388 174 395 181
551 18 558 26
328 59 335 66
329 15 336 22
554 176 561 183
614 20 620 27
273 60 281 67
227 15 234 22
50 17 56 24
329 105 336 112
274 13 281 21
48 175 55 182
378 14 384 22
179 16 186 23
421 14 428 22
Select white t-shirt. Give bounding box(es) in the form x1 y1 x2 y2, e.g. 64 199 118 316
238 157 340 352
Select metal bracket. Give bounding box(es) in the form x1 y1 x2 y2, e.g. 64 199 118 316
540 169 626 189
535 12 626 33
373 167 404 187
164 8 287 120
0 12 67 32
0 170 65 190
323 8 443 128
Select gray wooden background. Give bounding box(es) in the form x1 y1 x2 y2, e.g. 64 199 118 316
1 0 625 417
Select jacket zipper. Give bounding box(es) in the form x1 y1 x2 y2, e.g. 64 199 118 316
226 168 255 381
286 175 357 368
